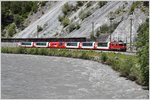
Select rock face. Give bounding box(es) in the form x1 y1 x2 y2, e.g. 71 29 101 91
14 1 66 38
107 8 147 43
14 1 147 42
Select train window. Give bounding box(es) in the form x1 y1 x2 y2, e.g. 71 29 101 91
21 42 31 45
36 42 47 45
98 43 107 47
67 42 77 46
82 42 93 46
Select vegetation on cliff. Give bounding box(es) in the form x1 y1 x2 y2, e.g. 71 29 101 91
1 1 47 37
136 18 149 86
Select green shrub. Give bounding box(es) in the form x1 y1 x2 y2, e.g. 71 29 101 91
7 23 16 37
106 57 120 71
68 22 80 32
129 1 141 14
38 48 48 55
130 64 142 82
86 1 93 8
76 23 80 29
99 24 109 33
99 21 120 34
37 25 43 32
14 14 24 27
16 47 26 54
62 17 70 27
90 32 96 41
62 3 71 15
58 15 65 22
100 53 108 63
32 2 38 13
41 1 47 7
96 29 101 37
81 52 89 59
98 1 107 8
68 23 76 32
119 58 134 77
79 10 92 20
136 18 149 86
77 1 85 7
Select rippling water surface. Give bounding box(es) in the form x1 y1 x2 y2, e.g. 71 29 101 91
1 54 149 99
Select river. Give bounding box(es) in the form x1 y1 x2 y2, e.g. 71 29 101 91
1 53 149 99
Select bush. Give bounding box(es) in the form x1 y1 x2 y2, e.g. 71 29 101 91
41 1 47 7
38 48 48 55
14 14 24 27
37 25 43 32
58 15 65 22
81 52 89 59
98 1 107 8
68 22 80 32
96 29 101 37
90 32 96 41
62 3 71 15
76 23 80 29
32 3 38 13
100 53 108 63
79 10 92 20
86 1 93 8
68 23 76 32
99 24 109 33
7 23 16 37
108 58 119 71
136 18 149 86
99 21 120 34
129 1 141 14
2 1 40 37
77 1 85 7
16 47 26 54
62 17 70 27
119 58 134 77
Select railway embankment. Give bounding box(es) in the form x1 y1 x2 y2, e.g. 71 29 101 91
1 47 148 88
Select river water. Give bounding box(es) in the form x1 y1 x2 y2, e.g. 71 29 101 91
1 54 149 99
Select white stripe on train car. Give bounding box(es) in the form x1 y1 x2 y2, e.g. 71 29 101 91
96 42 110 49
20 42 33 47
81 42 95 49
34 42 49 47
65 42 80 48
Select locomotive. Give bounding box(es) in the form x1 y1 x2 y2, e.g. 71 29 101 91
18 41 127 51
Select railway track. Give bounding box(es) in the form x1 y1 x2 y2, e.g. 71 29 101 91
1 42 136 56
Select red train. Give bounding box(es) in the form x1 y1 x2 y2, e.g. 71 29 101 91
18 41 127 51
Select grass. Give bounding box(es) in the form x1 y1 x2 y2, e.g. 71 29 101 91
1 47 147 86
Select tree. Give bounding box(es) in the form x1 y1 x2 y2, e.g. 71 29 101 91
136 18 149 86
98 1 107 8
14 14 24 27
90 32 96 41
37 25 43 32
7 23 16 37
62 3 71 16
77 1 84 7
1 1 40 37
62 17 70 27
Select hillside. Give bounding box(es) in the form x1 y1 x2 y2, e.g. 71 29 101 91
2 1 149 42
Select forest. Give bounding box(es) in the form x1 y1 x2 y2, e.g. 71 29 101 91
1 1 47 37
